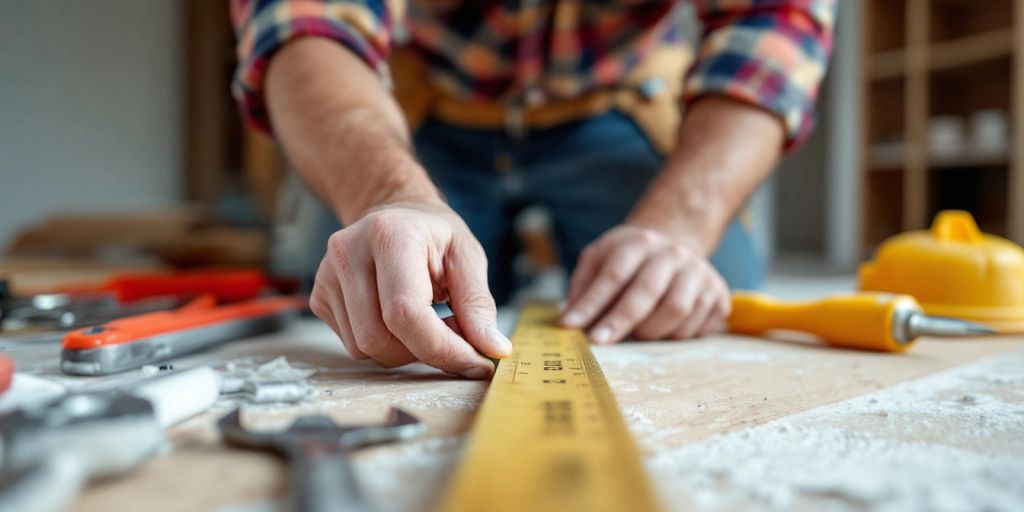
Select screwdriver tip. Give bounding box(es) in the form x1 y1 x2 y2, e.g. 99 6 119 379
909 314 998 339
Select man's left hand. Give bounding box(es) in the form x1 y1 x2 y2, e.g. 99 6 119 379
561 224 731 344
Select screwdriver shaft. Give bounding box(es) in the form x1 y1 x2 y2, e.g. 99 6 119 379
905 313 996 339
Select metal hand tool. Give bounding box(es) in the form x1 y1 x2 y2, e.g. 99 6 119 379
4 295 183 333
0 269 272 331
61 295 305 375
218 408 424 512
0 367 220 512
0 279 117 330
729 291 997 352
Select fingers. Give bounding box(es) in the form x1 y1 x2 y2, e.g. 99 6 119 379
445 238 512 358
310 257 368 360
374 233 495 379
671 292 716 339
337 243 418 368
566 230 631 304
380 294 495 378
566 244 606 305
698 275 732 337
563 224 734 343
634 264 730 340
632 270 702 340
697 303 728 338
587 250 676 344
317 205 737 373
315 205 505 379
562 241 649 329
442 315 465 337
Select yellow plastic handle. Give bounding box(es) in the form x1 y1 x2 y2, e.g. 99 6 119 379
728 292 920 352
931 210 983 244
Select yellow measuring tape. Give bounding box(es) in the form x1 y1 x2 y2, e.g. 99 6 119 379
440 303 661 512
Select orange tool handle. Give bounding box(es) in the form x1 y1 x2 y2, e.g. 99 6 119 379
728 292 921 352
0 354 13 394
57 269 270 302
63 295 306 350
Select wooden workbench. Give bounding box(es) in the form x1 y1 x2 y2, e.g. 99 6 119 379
11 319 1024 512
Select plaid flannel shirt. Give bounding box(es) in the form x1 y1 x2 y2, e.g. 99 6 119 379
231 0 835 150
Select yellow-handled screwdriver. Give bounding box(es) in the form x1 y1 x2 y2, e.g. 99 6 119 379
728 291 996 352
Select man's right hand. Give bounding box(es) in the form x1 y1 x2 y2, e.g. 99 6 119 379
263 40 508 379
309 200 512 379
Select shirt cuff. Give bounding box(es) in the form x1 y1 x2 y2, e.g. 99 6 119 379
232 1 391 134
683 17 833 152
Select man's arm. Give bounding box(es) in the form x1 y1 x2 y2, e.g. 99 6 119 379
628 97 783 254
266 38 433 224
265 38 511 378
562 98 782 343
562 0 836 344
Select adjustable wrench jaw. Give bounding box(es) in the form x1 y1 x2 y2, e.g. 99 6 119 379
217 408 424 512
0 392 159 475
0 392 163 512
217 407 424 453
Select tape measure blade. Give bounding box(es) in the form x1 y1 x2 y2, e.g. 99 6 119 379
440 303 660 512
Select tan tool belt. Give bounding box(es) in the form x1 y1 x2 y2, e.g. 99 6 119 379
390 46 692 155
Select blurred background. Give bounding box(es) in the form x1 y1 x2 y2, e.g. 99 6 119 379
0 1 1020 296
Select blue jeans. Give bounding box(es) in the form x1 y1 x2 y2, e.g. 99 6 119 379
412 110 764 304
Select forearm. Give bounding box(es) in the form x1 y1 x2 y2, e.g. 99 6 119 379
628 96 785 255
265 37 441 224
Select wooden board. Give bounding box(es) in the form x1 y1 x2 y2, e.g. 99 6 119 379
10 320 1020 512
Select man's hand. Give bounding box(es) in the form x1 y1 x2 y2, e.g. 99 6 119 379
561 225 730 344
310 200 512 379
561 97 784 344
265 40 511 378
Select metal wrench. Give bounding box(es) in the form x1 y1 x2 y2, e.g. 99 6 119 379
218 408 424 512
0 367 221 512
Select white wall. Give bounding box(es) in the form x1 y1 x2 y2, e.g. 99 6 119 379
0 1 182 247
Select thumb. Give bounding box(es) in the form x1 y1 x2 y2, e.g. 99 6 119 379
445 239 513 358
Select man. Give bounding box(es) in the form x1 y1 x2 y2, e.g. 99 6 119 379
231 0 835 379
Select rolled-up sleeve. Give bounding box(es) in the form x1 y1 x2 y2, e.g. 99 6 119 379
685 0 836 151
231 0 398 133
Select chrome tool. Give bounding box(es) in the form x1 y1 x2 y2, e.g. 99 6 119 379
60 295 305 375
0 269 278 351
218 408 424 512
0 367 221 512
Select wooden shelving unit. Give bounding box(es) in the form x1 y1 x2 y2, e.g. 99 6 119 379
861 0 1024 253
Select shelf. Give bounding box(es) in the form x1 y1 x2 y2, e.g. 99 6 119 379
866 0 908 54
869 28 1013 81
929 151 1009 170
930 0 1013 45
863 171 904 252
868 148 1009 171
870 51 906 81
927 166 1010 237
861 0 1024 251
931 28 1013 72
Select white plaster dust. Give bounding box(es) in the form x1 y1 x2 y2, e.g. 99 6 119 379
647 352 1024 511
332 349 1024 512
